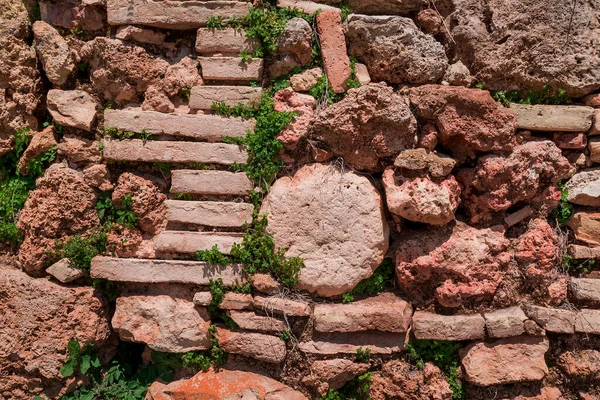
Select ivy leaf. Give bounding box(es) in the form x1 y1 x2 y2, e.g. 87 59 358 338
67 340 81 358
91 356 101 368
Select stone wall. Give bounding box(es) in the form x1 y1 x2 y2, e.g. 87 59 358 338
2 0 600 399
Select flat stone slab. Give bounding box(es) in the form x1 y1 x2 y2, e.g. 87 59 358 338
298 332 407 355
166 200 254 227
107 0 251 29
189 86 263 110
509 103 594 132
170 170 253 196
154 231 243 254
575 309 600 334
277 0 339 14
313 293 412 333
104 109 253 141
199 57 263 81
412 312 486 341
103 139 247 165
460 336 549 386
568 244 600 260
216 328 286 363
253 295 311 317
571 278 600 303
228 311 287 332
484 307 527 338
90 256 245 286
525 305 576 334
195 28 259 54
316 10 351 93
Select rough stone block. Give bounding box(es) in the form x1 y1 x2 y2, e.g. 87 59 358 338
219 292 253 310
412 312 485 341
216 328 286 363
575 309 600 334
570 278 600 303
298 332 407 355
568 244 600 260
170 170 253 196
484 307 527 338
510 104 594 132
253 296 311 317
195 28 259 54
199 57 263 81
525 305 576 334
165 200 254 227
46 258 84 283
154 231 243 254
189 86 263 110
228 311 287 332
316 10 351 94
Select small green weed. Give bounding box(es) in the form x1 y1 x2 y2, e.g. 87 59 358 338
26 146 57 177
60 340 101 378
486 84 571 107
96 192 138 227
179 88 191 103
550 182 574 225
103 126 135 140
239 49 253 63
51 231 107 273
355 347 371 363
562 254 595 275
342 259 394 303
70 24 85 37
319 372 373 400
139 129 153 143
280 330 292 342
206 16 227 29
310 75 341 105
345 57 361 89
154 162 171 175
195 245 232 265
339 2 351 21
405 340 465 400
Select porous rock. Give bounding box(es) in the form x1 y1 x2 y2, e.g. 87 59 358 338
17 163 99 273
345 14 448 84
0 266 111 398
559 350 600 379
47 89 98 131
112 295 211 353
112 173 167 234
274 88 316 152
460 336 549 386
369 361 453 400
57 135 102 166
409 85 517 159
458 141 573 223
303 359 370 396
269 17 313 77
382 168 460 225
32 21 75 86
514 218 559 277
146 369 308 400
260 163 388 297
395 221 511 307
310 83 417 171
393 148 456 179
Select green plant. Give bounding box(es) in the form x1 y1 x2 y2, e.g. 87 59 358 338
405 340 465 400
60 340 102 378
52 231 107 273
355 347 371 363
154 162 171 175
139 129 153 143
319 372 373 400
211 101 257 119
310 75 341 105
488 84 570 107
26 146 57 177
207 16 227 29
342 259 394 303
280 330 292 342
240 49 253 63
70 24 85 37
103 126 135 140
562 254 595 275
339 2 351 21
550 182 574 224
179 87 191 103
96 192 138 227
196 245 232 265
345 57 361 89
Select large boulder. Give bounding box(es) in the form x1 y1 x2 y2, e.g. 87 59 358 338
345 15 448 84
147 369 308 400
112 173 167 234
460 336 549 386
17 163 100 273
260 163 389 297
310 83 417 171
0 266 112 399
449 0 600 97
80 38 169 104
409 85 517 160
457 140 573 223
395 221 511 307
369 360 453 400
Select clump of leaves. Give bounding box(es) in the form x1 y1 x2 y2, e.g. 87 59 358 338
280 330 292 342
26 146 57 177
319 372 373 400
339 2 351 21
405 340 465 400
60 340 102 378
342 259 394 303
195 244 232 265
355 347 371 363
211 101 257 119
206 15 227 29
239 49 253 63
179 87 191 103
310 75 341 105
486 84 571 107
96 192 138 227
562 254 595 275
51 231 107 273
103 126 135 140
345 56 361 89
550 181 574 225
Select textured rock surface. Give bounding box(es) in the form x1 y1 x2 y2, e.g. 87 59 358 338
382 168 460 225
568 212 600 247
195 28 259 54
112 295 211 352
559 350 600 379
57 136 102 166
0 266 111 398
112 173 167 235
395 222 510 307
260 164 388 297
198 56 263 81
116 25 166 44
394 149 456 178
274 88 316 152
146 369 308 400
47 90 98 131
514 218 559 277
227 311 286 333
80 38 169 103
525 305 576 334
311 83 417 171
484 307 528 338
570 278 600 303
313 293 412 333
303 359 370 396
458 141 573 222
460 336 549 386
450 0 600 97
290 67 323 91
216 328 286 363
510 104 594 132
17 126 56 175
346 15 448 84
32 21 74 86
269 17 313 77
17 163 99 273
409 85 517 159
566 169 600 207
412 312 485 341
46 258 84 283
369 361 453 400
253 296 311 317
